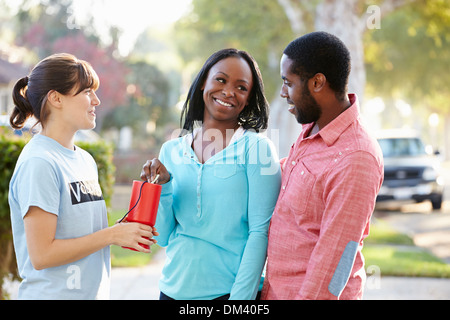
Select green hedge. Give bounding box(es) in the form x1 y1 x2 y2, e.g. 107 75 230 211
0 134 115 299
77 140 116 208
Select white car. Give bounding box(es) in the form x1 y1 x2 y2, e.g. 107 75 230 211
376 129 444 210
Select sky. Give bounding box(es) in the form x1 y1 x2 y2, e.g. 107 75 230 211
4 0 192 56
72 0 192 55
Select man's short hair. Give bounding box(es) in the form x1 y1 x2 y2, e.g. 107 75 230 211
284 31 351 98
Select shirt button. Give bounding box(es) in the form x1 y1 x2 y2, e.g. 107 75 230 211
301 171 304 175
282 186 286 190
292 161 296 165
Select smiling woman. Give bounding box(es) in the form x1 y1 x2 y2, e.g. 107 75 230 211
138 48 281 300
8 53 157 300
180 48 269 135
201 57 253 131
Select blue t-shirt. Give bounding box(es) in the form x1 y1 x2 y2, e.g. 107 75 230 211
155 128 281 299
9 134 110 300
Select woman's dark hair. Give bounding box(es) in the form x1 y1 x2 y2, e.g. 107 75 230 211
10 53 99 129
180 48 269 134
283 31 351 100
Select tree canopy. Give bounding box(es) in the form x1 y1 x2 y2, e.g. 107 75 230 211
173 0 294 100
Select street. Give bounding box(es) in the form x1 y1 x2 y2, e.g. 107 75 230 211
363 199 450 300
373 161 450 263
373 202 450 264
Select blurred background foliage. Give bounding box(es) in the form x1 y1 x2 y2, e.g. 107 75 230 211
1 0 449 159
1 0 450 300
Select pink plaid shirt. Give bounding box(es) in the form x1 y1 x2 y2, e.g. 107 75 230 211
262 94 384 300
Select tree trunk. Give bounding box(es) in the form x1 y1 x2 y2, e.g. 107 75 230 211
444 114 450 161
315 0 366 103
267 94 302 158
269 0 412 158
0 239 15 299
270 0 366 157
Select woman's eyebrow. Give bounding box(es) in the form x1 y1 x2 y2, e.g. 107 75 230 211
215 71 250 85
215 71 229 78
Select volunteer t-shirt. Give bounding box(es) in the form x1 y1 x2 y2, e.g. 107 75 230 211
9 134 110 300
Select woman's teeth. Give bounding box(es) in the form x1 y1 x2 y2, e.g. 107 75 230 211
216 99 232 107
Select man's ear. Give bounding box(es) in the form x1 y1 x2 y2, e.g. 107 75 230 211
310 73 326 92
46 90 63 109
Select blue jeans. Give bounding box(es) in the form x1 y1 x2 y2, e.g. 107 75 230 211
160 291 230 300
160 291 262 300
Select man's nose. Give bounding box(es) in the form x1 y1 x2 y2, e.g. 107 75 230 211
280 84 288 98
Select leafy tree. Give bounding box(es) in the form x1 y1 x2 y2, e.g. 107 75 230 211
11 0 129 131
366 1 450 103
15 0 80 56
51 33 129 130
102 61 173 132
365 0 450 156
175 0 450 157
173 0 294 100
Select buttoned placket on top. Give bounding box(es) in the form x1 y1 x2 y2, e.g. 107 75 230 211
183 127 246 219
279 131 314 200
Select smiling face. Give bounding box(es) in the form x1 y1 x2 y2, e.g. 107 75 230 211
280 54 321 125
60 87 101 131
201 56 253 126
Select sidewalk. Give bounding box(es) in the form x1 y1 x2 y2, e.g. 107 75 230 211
363 276 450 300
110 248 165 300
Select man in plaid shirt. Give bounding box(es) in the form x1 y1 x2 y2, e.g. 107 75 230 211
262 32 384 300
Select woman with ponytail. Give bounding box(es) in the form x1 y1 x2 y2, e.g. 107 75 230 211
8 53 157 300
10 76 33 129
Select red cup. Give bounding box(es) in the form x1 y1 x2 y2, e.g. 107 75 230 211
122 180 162 251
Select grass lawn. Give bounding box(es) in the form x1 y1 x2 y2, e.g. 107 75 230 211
108 210 160 267
363 219 450 278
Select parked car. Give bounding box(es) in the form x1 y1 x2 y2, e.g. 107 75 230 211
376 129 444 210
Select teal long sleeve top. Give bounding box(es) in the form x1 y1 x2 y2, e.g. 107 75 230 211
154 128 281 300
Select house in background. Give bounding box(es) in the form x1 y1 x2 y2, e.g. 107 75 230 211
0 56 29 115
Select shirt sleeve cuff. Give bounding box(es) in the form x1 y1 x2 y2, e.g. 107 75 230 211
160 172 173 195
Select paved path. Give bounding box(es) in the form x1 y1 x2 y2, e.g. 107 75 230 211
374 207 450 264
363 276 450 300
110 249 164 300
